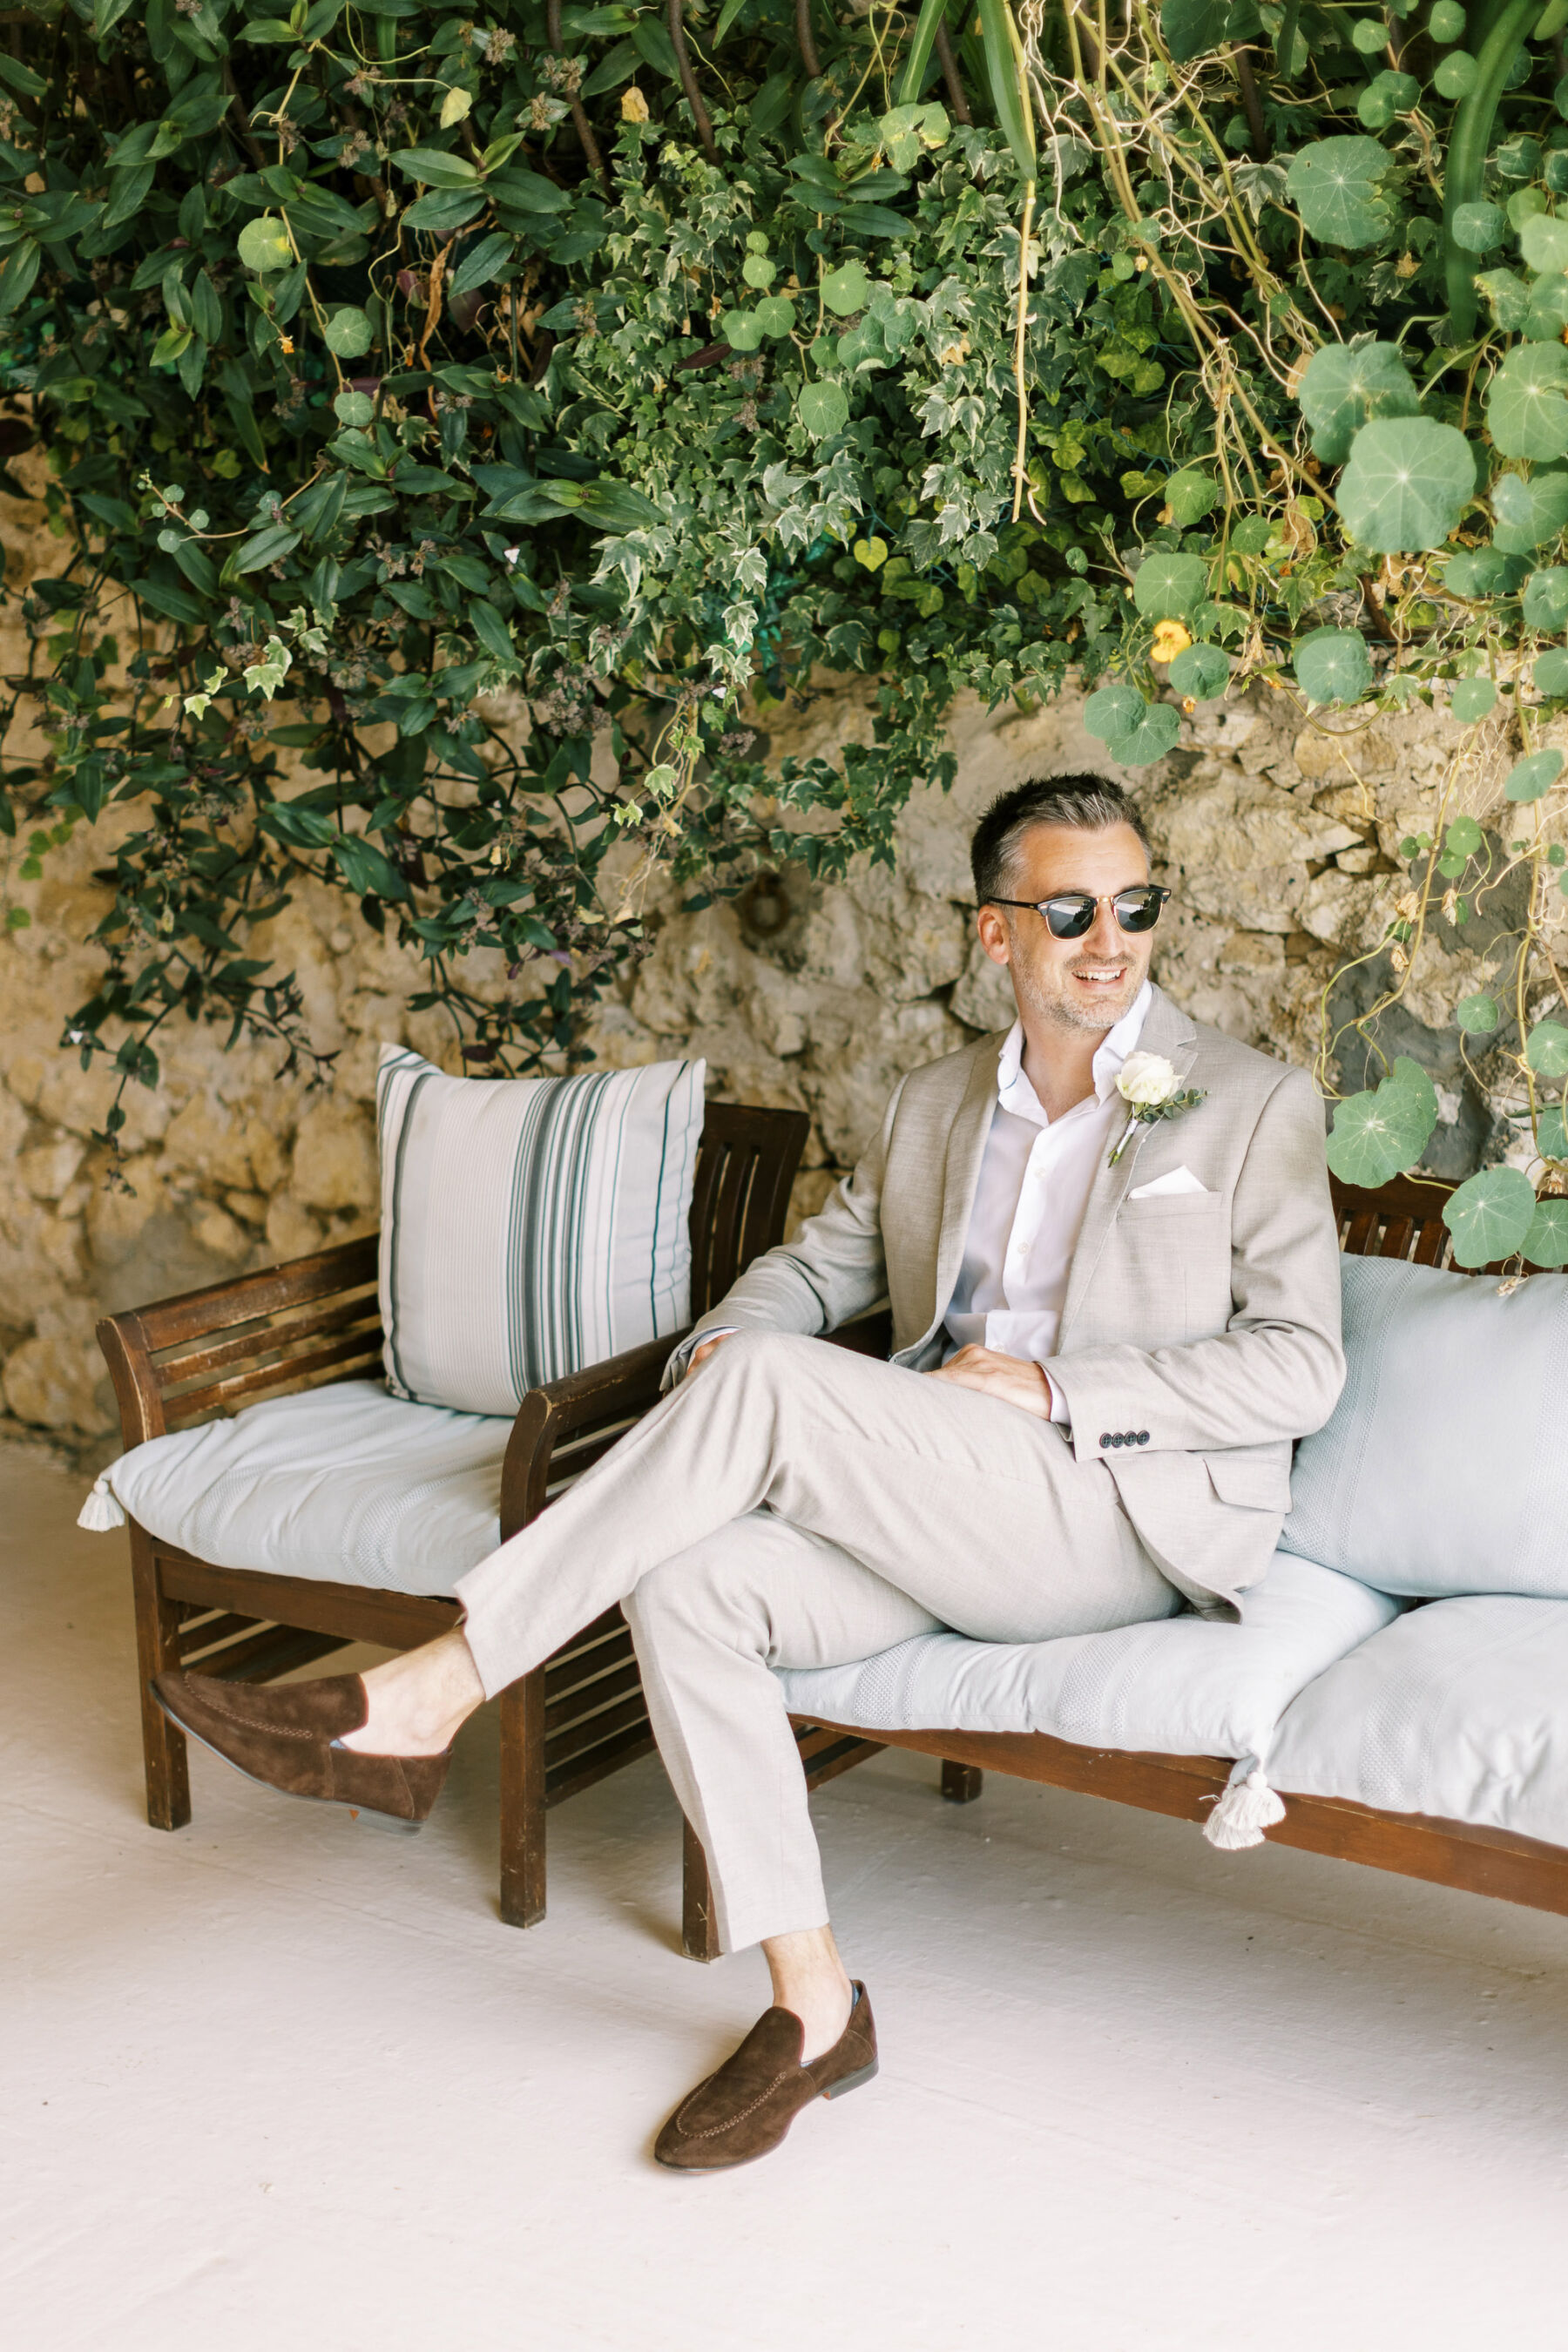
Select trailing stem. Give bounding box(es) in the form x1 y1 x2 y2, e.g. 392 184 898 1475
1011 179 1037 520
667 0 718 163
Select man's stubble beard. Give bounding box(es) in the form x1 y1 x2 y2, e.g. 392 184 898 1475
1010 944 1150 1037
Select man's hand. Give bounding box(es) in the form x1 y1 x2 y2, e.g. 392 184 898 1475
925 1345 1054 1420
688 1331 735 1375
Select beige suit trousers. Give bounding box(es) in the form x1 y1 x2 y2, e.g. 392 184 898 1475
455 1330 1179 1952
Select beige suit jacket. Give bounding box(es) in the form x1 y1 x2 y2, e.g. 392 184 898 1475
676 985 1346 1610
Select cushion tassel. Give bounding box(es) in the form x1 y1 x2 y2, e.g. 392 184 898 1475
78 1475 126 1532
1203 1764 1285 1852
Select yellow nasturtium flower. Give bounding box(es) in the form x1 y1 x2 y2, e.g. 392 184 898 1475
1150 620 1192 663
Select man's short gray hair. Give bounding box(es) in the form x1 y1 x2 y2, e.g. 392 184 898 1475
970 774 1152 905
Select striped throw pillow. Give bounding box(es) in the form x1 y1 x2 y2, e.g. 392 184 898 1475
376 1045 706 1416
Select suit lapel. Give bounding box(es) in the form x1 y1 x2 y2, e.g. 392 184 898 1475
1056 985 1200 1348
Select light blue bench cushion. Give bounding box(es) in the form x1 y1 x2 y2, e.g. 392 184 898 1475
100 1380 510 1598
1269 1594 1568 1848
776 1551 1398 1768
1281 1255 1568 1598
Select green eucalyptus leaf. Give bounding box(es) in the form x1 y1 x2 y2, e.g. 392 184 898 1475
1442 1166 1537 1266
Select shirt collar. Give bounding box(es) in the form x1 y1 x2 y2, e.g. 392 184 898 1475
996 980 1153 1125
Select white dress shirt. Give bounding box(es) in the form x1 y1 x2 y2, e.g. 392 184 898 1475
943 983 1152 1411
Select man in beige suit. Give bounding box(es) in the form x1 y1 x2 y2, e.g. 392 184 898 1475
154 775 1346 2170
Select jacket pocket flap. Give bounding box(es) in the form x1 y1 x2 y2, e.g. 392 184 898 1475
1205 1452 1292 1511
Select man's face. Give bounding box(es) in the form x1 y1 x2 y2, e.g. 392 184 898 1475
976 820 1156 1034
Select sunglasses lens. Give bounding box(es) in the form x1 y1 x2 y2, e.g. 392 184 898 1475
1114 889 1165 932
1043 897 1096 939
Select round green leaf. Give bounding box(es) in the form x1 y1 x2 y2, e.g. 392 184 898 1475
1132 551 1207 619
1488 344 1568 462
1433 51 1478 98
1520 214 1568 275
821 261 871 315
1492 468 1568 552
1523 568 1568 630
1535 647 1568 695
1450 677 1497 723
720 308 766 352
1325 1072 1436 1186
1163 468 1219 526
1357 71 1419 130
1085 680 1148 742
1295 341 1420 466
1445 545 1526 597
797 381 849 439
1285 137 1392 249
1498 136 1544 182
1505 747 1565 801
1442 1166 1537 1266
1105 701 1182 767
236 214 291 274
1230 516 1273 555
322 305 372 358
1525 278 1568 346
1524 1197 1568 1267
1294 626 1375 706
1450 199 1504 254
754 294 796 337
741 253 775 288
1445 814 1485 855
1337 417 1477 553
1429 0 1466 36
1539 1105 1568 1159
1169 641 1230 700
333 389 374 425
1350 15 1388 50
1455 990 1498 1033
1526 1018 1568 1076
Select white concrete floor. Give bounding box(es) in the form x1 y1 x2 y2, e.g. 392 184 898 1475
8 1441 1568 2352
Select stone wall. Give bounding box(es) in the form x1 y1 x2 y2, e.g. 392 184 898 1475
3 476 1551 1451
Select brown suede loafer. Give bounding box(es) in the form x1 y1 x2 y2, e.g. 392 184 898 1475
150 1668 452 1830
654 1983 878 2172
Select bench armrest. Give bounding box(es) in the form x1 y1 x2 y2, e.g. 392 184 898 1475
500 1330 689 1539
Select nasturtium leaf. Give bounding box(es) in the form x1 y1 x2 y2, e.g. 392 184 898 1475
1168 641 1230 700
1445 545 1526 597
1294 626 1375 706
334 389 374 426
322 306 372 357
236 214 291 274
1084 680 1148 742
1357 71 1419 129
754 294 796 336
1446 814 1485 855
1325 1064 1437 1186
1455 990 1498 1033
1535 647 1568 694
1442 1166 1537 1266
1389 1055 1438 1133
1350 15 1388 51
1488 344 1568 462
1429 0 1466 36
1230 516 1274 554
1104 701 1182 767
1132 551 1206 619
1524 1197 1568 1267
821 261 871 314
797 381 849 438
1526 1018 1568 1076
1433 50 1478 98
1159 0 1228 64
1523 568 1568 630
1450 200 1504 254
742 252 775 287
1336 417 1477 552
1294 341 1419 466
720 307 766 351
1539 1105 1568 1159
1524 278 1568 345
1163 469 1220 525
1505 747 1565 801
1286 138 1392 249
1478 268 1533 334
1498 136 1543 182
1450 678 1497 723
1520 214 1568 274
1493 468 1568 552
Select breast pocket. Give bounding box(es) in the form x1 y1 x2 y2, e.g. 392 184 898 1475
1104 1193 1230 1344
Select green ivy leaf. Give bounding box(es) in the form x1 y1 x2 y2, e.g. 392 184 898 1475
1084 680 1147 741
1168 641 1229 700
1336 416 1477 552
1455 991 1498 1033
1325 1062 1437 1186
1504 747 1564 801
1132 551 1206 618
1294 341 1419 466
1449 677 1497 723
1523 1196 1568 1267
1487 344 1568 462
1526 1018 1568 1076
797 382 849 439
1285 137 1392 250
1442 1166 1537 1266
1294 627 1375 706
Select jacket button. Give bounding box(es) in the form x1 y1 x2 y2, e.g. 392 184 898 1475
1098 1432 1112 1450
1137 1430 1150 1444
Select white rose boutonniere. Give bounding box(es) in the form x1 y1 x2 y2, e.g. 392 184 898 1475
1109 1051 1207 1165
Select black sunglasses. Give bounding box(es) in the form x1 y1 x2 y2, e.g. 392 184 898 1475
985 885 1172 940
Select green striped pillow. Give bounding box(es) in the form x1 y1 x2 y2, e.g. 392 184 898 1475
376 1046 706 1416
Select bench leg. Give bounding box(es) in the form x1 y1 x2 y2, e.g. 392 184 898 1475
681 1813 721 1963
941 1759 983 1805
129 1525 191 1831
498 1668 548 1928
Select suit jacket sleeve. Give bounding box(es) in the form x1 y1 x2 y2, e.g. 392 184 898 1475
1041 1065 1346 1456
661 1076 906 1388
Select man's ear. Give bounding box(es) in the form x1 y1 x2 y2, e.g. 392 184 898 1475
976 903 1012 970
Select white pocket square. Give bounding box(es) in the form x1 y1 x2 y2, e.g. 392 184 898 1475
1128 1166 1211 1200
